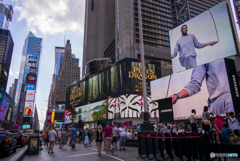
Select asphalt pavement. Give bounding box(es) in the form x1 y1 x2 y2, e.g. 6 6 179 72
0 145 25 161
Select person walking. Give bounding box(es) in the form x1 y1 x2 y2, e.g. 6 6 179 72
137 124 141 132
71 125 77 149
61 129 67 148
76 130 80 143
48 127 57 154
202 106 211 134
58 128 62 148
189 109 198 134
39 131 43 150
118 124 127 151
104 122 113 154
96 125 104 156
112 125 118 149
89 129 93 145
84 128 89 147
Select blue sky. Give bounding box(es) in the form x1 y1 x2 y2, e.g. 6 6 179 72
5 0 85 130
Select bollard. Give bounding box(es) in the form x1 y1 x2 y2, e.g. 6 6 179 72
208 133 215 161
197 137 203 161
213 134 221 161
144 134 150 160
138 135 143 159
177 137 183 161
218 133 227 161
151 134 157 160
158 133 165 160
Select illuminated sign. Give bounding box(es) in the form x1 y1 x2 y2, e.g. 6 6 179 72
26 74 37 84
51 109 56 124
24 102 33 117
64 110 72 124
128 67 157 80
27 84 35 90
28 56 37 63
26 90 35 101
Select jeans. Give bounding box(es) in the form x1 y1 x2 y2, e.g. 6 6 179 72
190 123 198 134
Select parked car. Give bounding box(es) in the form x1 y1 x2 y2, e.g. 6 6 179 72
0 132 17 156
13 132 25 147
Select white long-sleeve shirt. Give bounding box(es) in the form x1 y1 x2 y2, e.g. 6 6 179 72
228 117 239 131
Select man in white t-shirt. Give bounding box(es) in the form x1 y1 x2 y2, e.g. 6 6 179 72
58 128 62 149
112 125 118 149
188 109 198 134
48 127 57 153
118 124 126 151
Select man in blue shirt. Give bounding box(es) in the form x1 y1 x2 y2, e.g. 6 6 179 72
221 124 237 143
137 124 141 132
71 125 77 149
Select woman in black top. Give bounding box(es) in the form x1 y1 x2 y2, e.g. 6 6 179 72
96 125 104 156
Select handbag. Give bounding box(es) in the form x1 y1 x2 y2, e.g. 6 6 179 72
204 120 211 125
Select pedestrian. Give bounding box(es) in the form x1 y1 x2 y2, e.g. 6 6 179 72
61 129 67 148
221 124 238 143
43 132 47 146
112 125 118 149
71 125 77 149
96 125 104 156
202 106 211 134
228 112 240 142
137 124 141 132
46 132 49 147
58 128 62 148
79 129 83 144
131 129 138 140
163 121 170 136
104 122 113 154
84 128 89 147
214 114 229 133
118 124 126 151
76 130 80 143
153 122 157 132
39 131 43 150
188 109 198 134
171 122 179 136
48 127 57 154
89 129 93 144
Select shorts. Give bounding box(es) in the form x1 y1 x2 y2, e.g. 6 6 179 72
96 139 102 142
105 137 112 146
120 136 126 143
50 141 55 145
234 130 240 136
71 137 76 142
112 136 117 143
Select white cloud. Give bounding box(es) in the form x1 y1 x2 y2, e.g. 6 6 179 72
10 68 14 76
14 0 85 35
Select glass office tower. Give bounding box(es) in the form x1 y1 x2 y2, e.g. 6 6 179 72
0 2 13 29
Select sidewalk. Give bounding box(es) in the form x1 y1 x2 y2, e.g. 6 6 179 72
23 142 139 161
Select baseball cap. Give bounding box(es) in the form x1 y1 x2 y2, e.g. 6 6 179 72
164 121 167 124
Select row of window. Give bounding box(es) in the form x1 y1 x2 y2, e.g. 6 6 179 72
141 6 172 17
144 0 171 8
142 36 170 45
142 31 169 40
141 2 171 12
141 11 172 22
137 26 169 35
137 40 170 50
141 16 172 27
141 21 172 31
189 8 202 14
194 0 218 6
189 4 207 12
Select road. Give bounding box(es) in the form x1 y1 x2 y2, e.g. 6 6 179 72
0 145 25 161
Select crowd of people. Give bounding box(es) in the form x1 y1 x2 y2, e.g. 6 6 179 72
39 123 140 155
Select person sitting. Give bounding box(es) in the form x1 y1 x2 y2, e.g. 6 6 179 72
221 124 238 143
177 127 185 135
126 130 132 140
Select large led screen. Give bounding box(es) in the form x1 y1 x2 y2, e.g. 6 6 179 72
27 84 35 90
64 110 72 124
25 90 35 101
108 94 158 119
73 99 107 123
66 81 86 107
24 102 34 117
151 59 239 120
0 98 7 120
170 2 237 74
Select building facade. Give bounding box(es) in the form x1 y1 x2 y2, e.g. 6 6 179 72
14 32 42 127
82 0 223 78
0 1 13 30
8 78 17 100
51 40 80 111
0 29 14 89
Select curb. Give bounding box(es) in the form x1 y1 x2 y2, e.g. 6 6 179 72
9 146 28 161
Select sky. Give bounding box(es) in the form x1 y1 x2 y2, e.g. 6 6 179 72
5 0 86 130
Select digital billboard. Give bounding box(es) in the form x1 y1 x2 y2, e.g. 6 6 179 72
22 124 30 129
67 81 86 107
24 102 34 117
0 98 8 120
28 56 37 63
26 74 37 84
27 84 35 90
29 66 36 74
151 59 240 120
26 90 35 101
170 2 237 74
64 110 72 124
108 94 158 119
73 99 107 123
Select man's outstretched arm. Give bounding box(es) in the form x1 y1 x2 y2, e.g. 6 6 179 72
193 35 218 48
169 89 189 104
172 43 179 59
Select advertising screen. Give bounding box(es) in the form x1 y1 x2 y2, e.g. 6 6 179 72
27 84 35 90
0 98 7 120
73 99 108 123
151 59 240 120
67 81 86 107
26 74 37 84
24 102 34 117
26 90 35 101
108 94 158 119
28 56 37 63
22 124 30 129
64 110 72 124
29 67 36 74
170 2 237 74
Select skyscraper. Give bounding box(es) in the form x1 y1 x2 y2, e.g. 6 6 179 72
14 32 42 125
82 0 223 77
51 40 80 110
0 29 14 89
8 78 17 100
0 1 13 29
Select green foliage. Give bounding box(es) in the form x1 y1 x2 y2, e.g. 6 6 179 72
91 105 107 121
